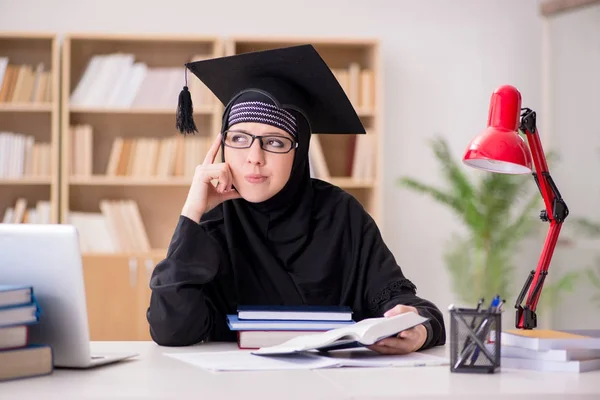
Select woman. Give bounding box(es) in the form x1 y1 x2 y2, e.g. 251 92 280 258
147 45 446 355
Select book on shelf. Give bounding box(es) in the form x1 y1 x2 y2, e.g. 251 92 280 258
331 62 374 111
68 199 151 253
70 126 211 179
350 131 375 180
497 329 600 373
227 305 355 350
69 124 93 177
0 285 53 382
308 131 375 182
69 52 213 109
0 132 52 179
105 134 209 178
252 311 429 355
308 135 330 179
0 58 52 104
2 199 51 224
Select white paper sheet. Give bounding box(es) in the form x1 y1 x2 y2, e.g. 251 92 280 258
165 348 448 372
165 350 338 371
321 348 449 368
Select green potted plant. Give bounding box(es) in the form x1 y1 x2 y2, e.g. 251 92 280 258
397 136 580 311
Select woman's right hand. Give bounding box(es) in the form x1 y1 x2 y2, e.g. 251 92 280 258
181 133 241 223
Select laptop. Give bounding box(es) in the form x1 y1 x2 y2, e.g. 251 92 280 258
0 223 138 368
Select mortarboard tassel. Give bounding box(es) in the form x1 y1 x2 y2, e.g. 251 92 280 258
176 68 198 134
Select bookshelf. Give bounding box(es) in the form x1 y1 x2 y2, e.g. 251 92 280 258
0 32 60 224
60 33 224 254
225 36 383 223
60 33 224 340
2 33 383 341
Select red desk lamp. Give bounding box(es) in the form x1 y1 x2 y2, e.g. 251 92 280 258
462 85 569 329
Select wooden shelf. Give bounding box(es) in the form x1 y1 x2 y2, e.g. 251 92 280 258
69 105 214 115
0 102 53 112
356 108 376 118
0 33 60 224
328 177 375 189
61 33 224 256
0 33 383 342
70 176 193 186
82 249 167 258
68 175 373 189
59 34 226 341
0 177 52 185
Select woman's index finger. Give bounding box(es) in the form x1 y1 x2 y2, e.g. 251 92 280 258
203 133 223 165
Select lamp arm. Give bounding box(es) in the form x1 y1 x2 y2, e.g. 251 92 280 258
514 108 569 329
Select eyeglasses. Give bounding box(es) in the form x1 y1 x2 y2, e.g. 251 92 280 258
223 130 298 154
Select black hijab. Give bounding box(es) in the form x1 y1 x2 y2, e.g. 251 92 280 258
218 89 316 306
199 85 427 326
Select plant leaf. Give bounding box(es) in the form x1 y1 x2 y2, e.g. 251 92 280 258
428 138 483 234
396 177 461 213
586 267 600 289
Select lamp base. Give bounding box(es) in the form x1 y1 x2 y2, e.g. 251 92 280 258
516 306 537 329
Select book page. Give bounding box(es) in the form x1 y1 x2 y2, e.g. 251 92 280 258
252 312 429 355
252 327 356 354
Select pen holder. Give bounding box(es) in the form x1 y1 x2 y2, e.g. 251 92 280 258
449 307 501 374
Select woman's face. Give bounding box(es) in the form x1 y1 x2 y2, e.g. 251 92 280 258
223 122 296 203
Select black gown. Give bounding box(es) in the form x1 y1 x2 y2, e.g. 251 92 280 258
146 178 446 349
147 90 446 350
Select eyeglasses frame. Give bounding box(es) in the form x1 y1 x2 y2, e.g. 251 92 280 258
222 129 298 154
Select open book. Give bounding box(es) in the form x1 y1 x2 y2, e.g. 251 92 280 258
252 311 429 355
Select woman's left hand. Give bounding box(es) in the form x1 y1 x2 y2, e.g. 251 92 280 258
367 305 427 355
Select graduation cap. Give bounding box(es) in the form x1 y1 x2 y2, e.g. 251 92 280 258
176 44 366 136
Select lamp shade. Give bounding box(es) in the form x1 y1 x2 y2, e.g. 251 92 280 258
463 85 533 174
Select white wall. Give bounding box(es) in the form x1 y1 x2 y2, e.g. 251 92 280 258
543 4 600 330
1 0 552 328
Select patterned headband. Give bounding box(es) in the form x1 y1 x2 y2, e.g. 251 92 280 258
227 101 298 138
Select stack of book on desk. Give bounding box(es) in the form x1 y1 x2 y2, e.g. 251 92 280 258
499 329 600 373
0 285 53 382
226 305 355 349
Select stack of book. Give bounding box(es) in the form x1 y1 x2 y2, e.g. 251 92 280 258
226 305 356 349
0 285 53 382
499 329 600 373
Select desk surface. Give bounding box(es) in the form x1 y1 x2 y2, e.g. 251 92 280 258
2 341 600 399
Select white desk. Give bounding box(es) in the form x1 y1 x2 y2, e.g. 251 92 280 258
2 341 600 399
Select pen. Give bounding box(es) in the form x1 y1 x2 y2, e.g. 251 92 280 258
469 295 500 365
496 299 505 312
460 298 484 355
476 298 484 312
